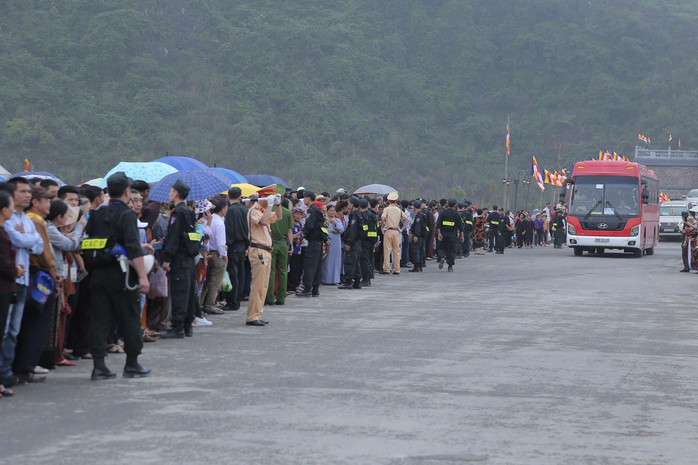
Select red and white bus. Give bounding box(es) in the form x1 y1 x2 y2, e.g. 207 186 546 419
565 160 659 257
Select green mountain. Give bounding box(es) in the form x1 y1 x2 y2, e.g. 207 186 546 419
1 0 697 204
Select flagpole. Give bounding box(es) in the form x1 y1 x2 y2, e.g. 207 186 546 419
503 116 510 209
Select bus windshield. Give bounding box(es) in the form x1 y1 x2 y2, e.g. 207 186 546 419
569 176 639 217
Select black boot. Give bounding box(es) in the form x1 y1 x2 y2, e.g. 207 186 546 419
160 325 185 339
91 356 117 381
123 354 151 378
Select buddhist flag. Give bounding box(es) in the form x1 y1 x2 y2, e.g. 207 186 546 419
660 192 670 203
669 134 672 142
531 156 545 192
679 139 682 148
505 124 510 156
24 159 30 172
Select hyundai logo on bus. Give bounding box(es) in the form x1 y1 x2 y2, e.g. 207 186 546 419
597 223 609 229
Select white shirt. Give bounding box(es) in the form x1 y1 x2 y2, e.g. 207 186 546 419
209 214 227 257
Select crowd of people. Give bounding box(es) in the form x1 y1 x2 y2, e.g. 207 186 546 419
0 172 571 397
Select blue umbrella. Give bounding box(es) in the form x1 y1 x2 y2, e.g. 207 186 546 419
104 161 178 184
213 168 248 184
10 171 65 186
153 156 208 171
244 174 290 190
149 169 231 202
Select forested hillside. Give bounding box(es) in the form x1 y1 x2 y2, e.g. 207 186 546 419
1 0 697 201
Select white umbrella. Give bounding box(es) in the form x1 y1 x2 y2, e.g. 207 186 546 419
353 183 397 196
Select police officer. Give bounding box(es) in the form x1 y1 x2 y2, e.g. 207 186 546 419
339 197 363 289
298 191 327 297
85 172 151 380
461 203 474 257
486 205 500 252
160 179 199 339
408 200 427 272
359 197 378 286
437 199 464 271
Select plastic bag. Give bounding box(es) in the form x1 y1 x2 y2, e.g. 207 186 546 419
147 266 168 299
220 271 233 292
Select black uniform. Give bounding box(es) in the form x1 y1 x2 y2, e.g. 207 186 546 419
162 201 199 332
553 212 566 248
86 200 145 359
359 208 378 285
224 201 249 310
437 208 463 267
300 204 327 296
461 209 473 257
341 209 363 287
409 210 427 271
486 210 501 252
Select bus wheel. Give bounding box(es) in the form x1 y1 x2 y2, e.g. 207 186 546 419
596 248 605 254
573 247 583 256
632 249 642 258
645 247 654 256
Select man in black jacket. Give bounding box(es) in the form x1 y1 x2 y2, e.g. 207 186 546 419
160 180 198 339
223 187 249 311
339 197 363 289
437 199 464 271
298 191 326 297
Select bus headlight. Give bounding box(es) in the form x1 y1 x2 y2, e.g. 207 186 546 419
567 224 576 235
630 225 640 236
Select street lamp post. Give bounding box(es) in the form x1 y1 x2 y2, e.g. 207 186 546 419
505 169 530 213
501 177 511 210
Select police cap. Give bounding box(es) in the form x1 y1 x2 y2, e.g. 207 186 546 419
106 172 133 191
172 179 190 200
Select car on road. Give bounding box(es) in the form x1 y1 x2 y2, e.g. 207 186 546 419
685 189 698 208
659 200 688 239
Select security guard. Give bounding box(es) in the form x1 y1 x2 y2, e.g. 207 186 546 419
160 179 199 339
436 199 464 271
358 197 377 286
85 172 151 380
486 206 501 253
461 203 474 257
339 197 363 289
408 200 427 272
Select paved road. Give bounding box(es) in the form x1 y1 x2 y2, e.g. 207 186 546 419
2 242 697 465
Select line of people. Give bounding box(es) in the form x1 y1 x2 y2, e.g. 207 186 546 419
0 174 570 396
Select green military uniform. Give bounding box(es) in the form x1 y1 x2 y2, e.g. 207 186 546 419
266 205 292 305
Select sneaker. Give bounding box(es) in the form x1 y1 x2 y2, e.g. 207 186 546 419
34 366 50 375
438 258 445 269
194 316 213 326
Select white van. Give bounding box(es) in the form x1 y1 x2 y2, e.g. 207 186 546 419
659 200 688 239
686 189 698 208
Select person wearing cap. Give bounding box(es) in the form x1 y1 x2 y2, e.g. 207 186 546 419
160 179 198 339
436 199 464 272
380 192 409 275
84 172 151 380
265 197 293 306
338 197 363 289
408 200 426 272
46 200 86 367
246 190 282 326
223 186 249 311
358 197 378 286
298 191 327 297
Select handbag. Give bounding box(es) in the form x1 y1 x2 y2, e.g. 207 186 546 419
31 270 55 307
147 266 168 299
